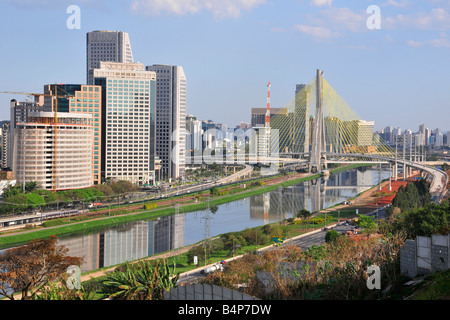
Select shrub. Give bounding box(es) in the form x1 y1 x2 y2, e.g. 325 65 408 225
310 217 325 225
143 203 158 210
325 230 340 243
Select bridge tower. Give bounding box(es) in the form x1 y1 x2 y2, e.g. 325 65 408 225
309 69 327 173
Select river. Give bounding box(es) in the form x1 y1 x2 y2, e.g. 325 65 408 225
39 166 388 273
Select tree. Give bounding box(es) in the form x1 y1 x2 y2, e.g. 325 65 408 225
298 209 312 220
357 215 378 238
325 230 340 243
0 236 83 300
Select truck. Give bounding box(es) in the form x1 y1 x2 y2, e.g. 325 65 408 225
200 263 224 275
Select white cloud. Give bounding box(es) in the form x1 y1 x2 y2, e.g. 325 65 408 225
383 0 410 7
407 40 424 47
129 0 266 19
294 24 340 39
384 8 450 30
428 37 450 47
407 38 450 48
311 0 333 6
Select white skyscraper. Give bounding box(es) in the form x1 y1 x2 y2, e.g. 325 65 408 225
86 31 134 84
146 64 186 180
92 62 157 186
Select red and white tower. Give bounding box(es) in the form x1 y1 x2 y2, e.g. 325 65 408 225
265 81 271 127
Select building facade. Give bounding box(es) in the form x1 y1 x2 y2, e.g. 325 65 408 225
146 64 186 180
86 30 134 85
92 61 157 186
13 112 93 191
43 84 102 185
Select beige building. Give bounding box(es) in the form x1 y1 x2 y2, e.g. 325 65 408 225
13 112 93 191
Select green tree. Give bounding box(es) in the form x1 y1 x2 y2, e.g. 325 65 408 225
325 230 340 243
357 215 378 238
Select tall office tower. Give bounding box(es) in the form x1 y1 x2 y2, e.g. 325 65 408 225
92 62 157 186
186 115 203 156
145 65 186 180
13 112 93 191
86 31 134 85
43 84 103 185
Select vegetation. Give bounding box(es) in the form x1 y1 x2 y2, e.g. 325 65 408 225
389 180 431 214
387 200 449 238
100 259 179 300
0 236 83 300
0 180 138 215
203 232 407 300
324 230 340 243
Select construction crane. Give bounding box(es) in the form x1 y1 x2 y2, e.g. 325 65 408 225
1 87 75 192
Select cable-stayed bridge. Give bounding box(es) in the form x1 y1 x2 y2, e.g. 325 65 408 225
267 69 447 203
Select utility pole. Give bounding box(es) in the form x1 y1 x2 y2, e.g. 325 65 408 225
202 200 213 266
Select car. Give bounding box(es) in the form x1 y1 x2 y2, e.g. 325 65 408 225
322 227 329 231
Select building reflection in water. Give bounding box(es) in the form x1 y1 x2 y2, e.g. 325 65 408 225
250 167 377 221
57 214 185 272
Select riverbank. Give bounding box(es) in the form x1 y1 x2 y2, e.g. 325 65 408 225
0 164 373 250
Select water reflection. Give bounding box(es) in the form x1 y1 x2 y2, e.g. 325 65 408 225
57 215 185 272
27 167 389 273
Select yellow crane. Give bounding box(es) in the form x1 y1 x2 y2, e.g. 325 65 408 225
1 88 76 192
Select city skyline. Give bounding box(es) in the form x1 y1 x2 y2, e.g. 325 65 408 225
0 0 449 132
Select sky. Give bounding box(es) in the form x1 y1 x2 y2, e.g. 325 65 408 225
0 0 449 132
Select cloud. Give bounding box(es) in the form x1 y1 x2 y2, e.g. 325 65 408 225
407 38 450 48
311 0 333 6
2 0 107 10
384 8 450 30
407 40 424 47
383 0 410 7
294 24 340 40
129 0 266 19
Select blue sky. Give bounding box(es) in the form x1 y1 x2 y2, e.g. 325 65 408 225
0 0 449 132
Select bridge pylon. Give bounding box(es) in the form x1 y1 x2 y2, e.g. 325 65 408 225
309 69 327 174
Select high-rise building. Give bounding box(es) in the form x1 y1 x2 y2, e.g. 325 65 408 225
357 120 375 147
146 64 186 180
186 115 202 153
86 31 134 85
13 112 94 191
43 84 103 185
93 61 157 186
251 108 288 128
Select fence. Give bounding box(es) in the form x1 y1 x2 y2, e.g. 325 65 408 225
163 283 259 300
400 233 450 278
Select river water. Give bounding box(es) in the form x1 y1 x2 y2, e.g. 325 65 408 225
2 167 390 273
